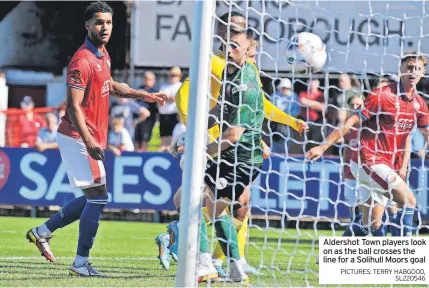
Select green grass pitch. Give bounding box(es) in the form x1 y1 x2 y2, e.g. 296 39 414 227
0 216 328 287
1 216 426 287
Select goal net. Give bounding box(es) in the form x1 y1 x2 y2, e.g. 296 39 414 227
179 1 429 287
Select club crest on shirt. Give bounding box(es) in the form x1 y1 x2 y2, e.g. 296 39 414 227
70 70 82 84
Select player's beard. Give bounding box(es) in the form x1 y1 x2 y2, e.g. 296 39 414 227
89 31 109 46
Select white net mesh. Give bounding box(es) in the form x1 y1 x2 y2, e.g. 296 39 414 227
199 1 429 287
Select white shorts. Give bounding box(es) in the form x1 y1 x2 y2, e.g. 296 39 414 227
57 133 106 189
344 178 360 207
350 161 404 206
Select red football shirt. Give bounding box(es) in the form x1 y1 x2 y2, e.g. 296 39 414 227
299 90 324 122
358 82 429 169
19 114 46 147
58 38 111 148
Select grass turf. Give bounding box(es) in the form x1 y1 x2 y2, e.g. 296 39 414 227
0 216 327 287
1 217 426 287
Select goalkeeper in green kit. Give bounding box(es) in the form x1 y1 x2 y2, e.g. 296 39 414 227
174 26 264 282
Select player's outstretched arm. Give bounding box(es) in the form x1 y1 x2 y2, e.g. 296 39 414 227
110 79 168 105
67 87 104 160
306 114 360 162
263 97 308 135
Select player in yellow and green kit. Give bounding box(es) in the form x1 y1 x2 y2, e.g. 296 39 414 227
155 11 308 278
174 22 264 283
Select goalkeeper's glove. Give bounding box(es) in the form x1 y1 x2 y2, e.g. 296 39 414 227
169 132 186 158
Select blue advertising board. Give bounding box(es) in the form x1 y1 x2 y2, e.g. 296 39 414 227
0 148 428 220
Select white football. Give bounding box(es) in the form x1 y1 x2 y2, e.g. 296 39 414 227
285 32 327 73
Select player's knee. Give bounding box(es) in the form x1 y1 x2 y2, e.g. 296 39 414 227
233 205 249 222
83 185 107 198
405 194 416 209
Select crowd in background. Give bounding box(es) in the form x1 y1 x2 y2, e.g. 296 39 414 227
4 68 429 160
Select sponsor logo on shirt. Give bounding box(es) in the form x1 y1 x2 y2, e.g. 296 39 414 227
101 80 111 97
232 84 248 94
393 118 414 130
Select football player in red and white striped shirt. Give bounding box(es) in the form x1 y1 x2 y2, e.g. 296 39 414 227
308 51 429 238
26 2 167 277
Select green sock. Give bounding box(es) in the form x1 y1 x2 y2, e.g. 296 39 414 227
200 219 210 253
214 214 240 260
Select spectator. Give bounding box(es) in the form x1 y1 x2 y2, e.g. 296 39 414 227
376 76 391 89
410 128 426 159
110 97 150 139
271 78 300 117
172 114 186 143
337 94 364 145
18 96 46 148
298 79 325 152
158 66 182 152
107 117 134 157
334 73 360 126
135 71 160 152
270 78 300 154
36 113 59 152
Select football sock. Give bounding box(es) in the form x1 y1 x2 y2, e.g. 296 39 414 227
214 215 240 260
45 196 87 234
76 195 108 258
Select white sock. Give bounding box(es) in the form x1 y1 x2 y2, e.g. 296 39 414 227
74 255 88 267
212 258 223 267
37 224 52 238
199 252 212 265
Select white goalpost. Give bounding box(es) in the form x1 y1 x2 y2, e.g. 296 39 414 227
175 1 215 287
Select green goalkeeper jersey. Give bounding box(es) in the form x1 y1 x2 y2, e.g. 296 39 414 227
218 61 264 165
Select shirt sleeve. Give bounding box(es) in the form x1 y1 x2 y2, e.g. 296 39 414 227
417 98 429 128
175 78 190 125
360 89 383 121
66 58 92 90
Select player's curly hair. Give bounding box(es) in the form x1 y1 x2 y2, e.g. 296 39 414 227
84 1 113 21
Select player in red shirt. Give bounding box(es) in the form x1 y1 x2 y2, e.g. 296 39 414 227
25 2 167 277
307 51 429 238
